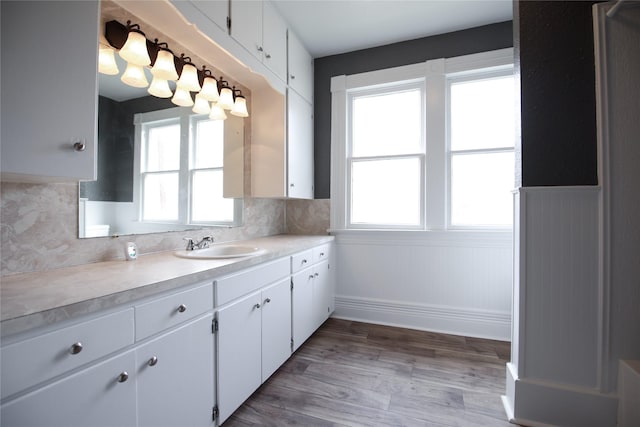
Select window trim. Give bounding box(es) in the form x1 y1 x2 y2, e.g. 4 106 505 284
330 48 514 233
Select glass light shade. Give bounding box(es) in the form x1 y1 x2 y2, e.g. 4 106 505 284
230 95 249 117
218 87 235 110
176 63 201 92
151 49 178 81
209 103 227 121
171 86 194 107
119 30 151 66
199 76 220 102
98 45 119 75
121 62 149 88
148 76 173 98
192 94 211 114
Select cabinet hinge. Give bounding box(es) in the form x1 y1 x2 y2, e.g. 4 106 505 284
212 318 219 334
226 16 231 31
290 279 294 291
212 405 219 421
290 338 294 352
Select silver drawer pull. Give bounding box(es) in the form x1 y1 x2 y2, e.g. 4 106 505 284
69 342 83 355
302 259 307 264
320 252 325 257
315 273 319 277
148 356 158 367
264 298 271 304
253 303 261 310
177 304 187 313
73 141 86 152
117 372 129 383
309 275 314 280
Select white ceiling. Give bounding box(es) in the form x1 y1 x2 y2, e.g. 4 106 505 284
271 0 513 58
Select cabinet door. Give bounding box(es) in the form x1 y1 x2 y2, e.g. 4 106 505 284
261 278 292 381
262 1 287 81
217 289 262 423
0 1 98 181
287 90 314 199
230 0 263 60
292 267 315 351
0 351 136 427
313 260 331 331
191 0 228 33
288 29 314 103
137 314 214 427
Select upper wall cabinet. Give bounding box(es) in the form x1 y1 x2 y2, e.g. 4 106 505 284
190 0 228 33
230 0 287 82
0 1 99 182
288 30 314 103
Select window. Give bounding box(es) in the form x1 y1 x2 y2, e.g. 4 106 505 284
135 108 241 227
348 84 425 228
331 48 515 231
448 72 515 227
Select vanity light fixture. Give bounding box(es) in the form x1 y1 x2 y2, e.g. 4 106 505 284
176 55 201 92
150 42 179 81
230 89 249 118
192 93 212 114
148 75 173 98
172 86 194 107
121 62 149 88
199 68 220 102
118 22 151 66
98 35 119 75
218 80 235 110
209 103 228 121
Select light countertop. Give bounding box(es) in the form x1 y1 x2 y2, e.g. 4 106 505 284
1 235 333 337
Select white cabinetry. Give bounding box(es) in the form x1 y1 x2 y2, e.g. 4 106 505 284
288 29 314 103
291 244 333 351
190 0 228 33
215 258 291 423
230 0 287 82
0 282 215 427
287 89 315 198
0 1 98 182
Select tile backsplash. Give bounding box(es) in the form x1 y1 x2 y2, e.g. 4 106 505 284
1 181 331 276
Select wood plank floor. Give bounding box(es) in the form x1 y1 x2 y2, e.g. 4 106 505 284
223 318 516 427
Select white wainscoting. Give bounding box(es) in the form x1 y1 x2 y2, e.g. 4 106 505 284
332 230 513 341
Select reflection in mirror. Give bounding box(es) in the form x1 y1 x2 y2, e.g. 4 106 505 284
79 55 245 238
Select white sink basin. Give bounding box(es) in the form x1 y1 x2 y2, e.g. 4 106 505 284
174 245 265 259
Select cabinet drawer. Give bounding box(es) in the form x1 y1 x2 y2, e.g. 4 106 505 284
216 257 290 306
135 282 213 341
1 308 134 400
291 249 313 273
313 244 331 264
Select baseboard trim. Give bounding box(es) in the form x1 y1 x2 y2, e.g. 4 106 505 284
505 366 618 427
334 295 511 341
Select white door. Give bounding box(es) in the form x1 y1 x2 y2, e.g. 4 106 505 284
191 0 228 32
216 289 262 423
0 351 136 427
292 267 315 350
137 315 214 427
313 260 331 330
261 278 292 381
287 90 314 199
261 1 287 81
230 0 263 60
287 30 314 102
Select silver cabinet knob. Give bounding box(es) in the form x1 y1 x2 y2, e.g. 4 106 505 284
257 46 264 52
148 356 158 367
177 304 187 313
264 298 271 304
73 142 86 152
308 275 314 280
290 74 296 80
69 342 83 355
117 372 129 383
314 273 319 277
320 252 325 257
253 303 261 309
290 183 295 187
302 259 307 264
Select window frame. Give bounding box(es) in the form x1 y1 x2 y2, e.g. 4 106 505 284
133 107 242 228
346 81 426 230
445 69 516 230
330 48 514 233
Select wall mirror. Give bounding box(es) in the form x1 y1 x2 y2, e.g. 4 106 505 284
79 6 246 238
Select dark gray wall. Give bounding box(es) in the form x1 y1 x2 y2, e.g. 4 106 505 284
517 1 599 187
313 21 513 199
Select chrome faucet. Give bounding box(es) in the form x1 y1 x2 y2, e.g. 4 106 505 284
183 236 214 251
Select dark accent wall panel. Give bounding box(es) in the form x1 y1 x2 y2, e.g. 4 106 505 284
517 1 599 187
313 21 513 199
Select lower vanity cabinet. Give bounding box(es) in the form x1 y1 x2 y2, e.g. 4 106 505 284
216 277 291 423
136 314 214 427
1 350 137 427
